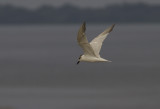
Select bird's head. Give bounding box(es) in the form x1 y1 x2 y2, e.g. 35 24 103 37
77 55 82 64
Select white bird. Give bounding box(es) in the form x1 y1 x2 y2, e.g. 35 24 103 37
77 22 115 64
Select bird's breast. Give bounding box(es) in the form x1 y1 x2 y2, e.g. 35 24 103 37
80 55 106 62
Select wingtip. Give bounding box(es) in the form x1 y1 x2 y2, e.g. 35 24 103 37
82 21 86 27
108 24 115 33
112 24 115 28
83 21 86 25
81 21 86 31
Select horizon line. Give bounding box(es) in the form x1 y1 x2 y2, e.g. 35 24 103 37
0 2 159 10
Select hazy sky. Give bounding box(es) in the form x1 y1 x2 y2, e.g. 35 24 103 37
0 0 160 8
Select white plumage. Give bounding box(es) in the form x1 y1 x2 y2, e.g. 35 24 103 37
77 22 115 64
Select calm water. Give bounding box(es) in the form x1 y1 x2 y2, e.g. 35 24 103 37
0 24 160 109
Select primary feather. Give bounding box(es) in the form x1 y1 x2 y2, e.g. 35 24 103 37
77 22 97 57
90 24 115 57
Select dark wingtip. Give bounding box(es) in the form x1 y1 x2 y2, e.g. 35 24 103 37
113 24 115 28
81 21 86 31
113 24 116 28
83 21 86 27
108 24 115 33
83 21 86 25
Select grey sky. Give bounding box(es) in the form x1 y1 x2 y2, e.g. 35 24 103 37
0 0 160 8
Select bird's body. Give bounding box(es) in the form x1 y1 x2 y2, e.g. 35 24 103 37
80 55 108 62
77 22 115 64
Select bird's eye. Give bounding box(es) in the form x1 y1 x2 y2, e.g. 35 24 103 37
79 55 82 59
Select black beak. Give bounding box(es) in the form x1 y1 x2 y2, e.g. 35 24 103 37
77 61 80 64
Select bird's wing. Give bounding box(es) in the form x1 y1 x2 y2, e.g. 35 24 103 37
90 24 115 57
77 22 96 57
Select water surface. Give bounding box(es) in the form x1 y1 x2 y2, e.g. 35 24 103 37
0 24 160 109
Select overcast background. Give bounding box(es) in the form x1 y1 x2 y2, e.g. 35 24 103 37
0 0 160 109
0 0 160 8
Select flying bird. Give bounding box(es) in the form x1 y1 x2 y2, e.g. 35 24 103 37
77 22 115 64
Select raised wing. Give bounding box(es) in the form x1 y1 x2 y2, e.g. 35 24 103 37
90 24 115 57
77 22 96 56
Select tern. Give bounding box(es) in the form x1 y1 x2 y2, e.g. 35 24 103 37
77 22 115 64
